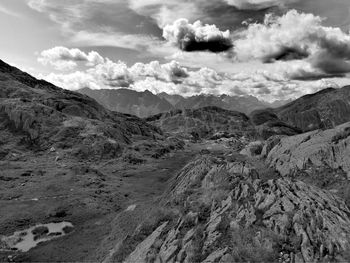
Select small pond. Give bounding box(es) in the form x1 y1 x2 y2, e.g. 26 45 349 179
0 222 74 252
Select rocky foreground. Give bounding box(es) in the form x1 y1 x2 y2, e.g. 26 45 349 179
107 123 350 263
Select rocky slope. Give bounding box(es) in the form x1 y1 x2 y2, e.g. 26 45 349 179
266 121 350 177
111 155 350 263
0 60 162 160
145 106 255 140
270 86 350 132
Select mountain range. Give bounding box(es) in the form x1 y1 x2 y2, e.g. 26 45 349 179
78 88 292 118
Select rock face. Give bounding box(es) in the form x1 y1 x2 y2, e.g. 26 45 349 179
145 106 254 139
267 122 350 176
0 59 161 159
272 86 350 132
78 88 174 118
124 222 169 263
120 156 350 262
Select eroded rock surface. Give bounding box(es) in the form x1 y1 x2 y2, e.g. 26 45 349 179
119 156 350 262
267 122 350 176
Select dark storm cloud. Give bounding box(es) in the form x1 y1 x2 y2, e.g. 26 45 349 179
163 19 233 53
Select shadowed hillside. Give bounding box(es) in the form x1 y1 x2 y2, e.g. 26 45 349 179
0 60 163 160
265 87 350 132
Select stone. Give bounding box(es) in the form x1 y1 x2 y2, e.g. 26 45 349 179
202 247 228 263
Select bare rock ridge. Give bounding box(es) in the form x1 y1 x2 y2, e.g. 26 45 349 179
115 156 350 262
267 121 350 176
0 59 161 159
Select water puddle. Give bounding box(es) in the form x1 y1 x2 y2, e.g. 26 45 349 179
0 222 74 252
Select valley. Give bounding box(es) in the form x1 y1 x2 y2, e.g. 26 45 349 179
0 142 199 262
1 60 350 262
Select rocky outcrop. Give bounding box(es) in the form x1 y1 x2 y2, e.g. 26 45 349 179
124 222 169 263
145 106 254 140
121 156 350 262
267 122 350 176
260 135 285 158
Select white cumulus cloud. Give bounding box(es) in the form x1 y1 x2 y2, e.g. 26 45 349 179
38 46 105 70
38 46 344 102
234 10 350 76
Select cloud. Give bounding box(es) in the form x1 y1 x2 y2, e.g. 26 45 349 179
128 0 202 28
38 46 105 70
70 30 165 53
163 19 233 52
39 47 190 89
224 0 298 10
38 46 345 102
87 60 134 88
0 4 21 17
130 60 189 82
160 10 350 80
27 0 164 52
233 10 350 76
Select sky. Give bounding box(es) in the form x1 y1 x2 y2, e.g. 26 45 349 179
2 0 350 102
